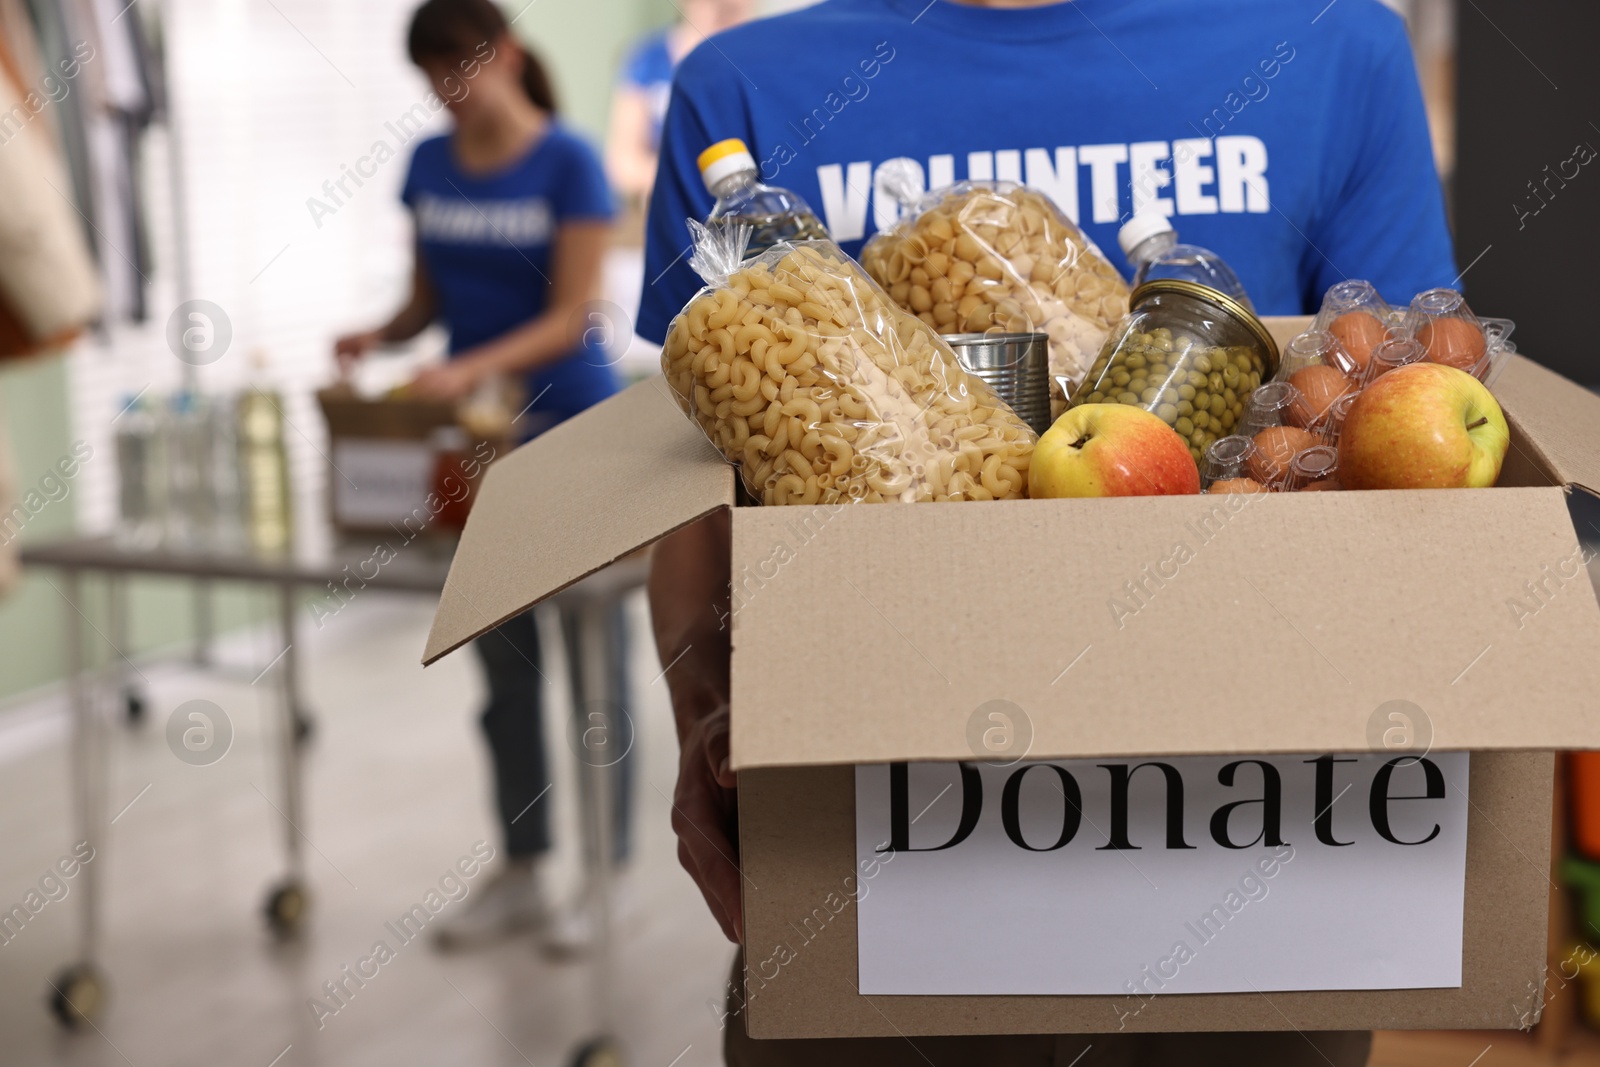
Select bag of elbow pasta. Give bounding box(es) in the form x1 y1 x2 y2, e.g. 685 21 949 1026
661 221 1035 505
860 174 1131 417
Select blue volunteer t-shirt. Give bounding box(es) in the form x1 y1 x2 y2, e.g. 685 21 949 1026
621 29 676 151
402 124 619 429
638 0 1457 343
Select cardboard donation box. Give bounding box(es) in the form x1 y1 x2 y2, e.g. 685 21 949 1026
316 388 503 537
424 317 1600 1038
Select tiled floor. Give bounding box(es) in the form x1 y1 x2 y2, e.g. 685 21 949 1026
0 591 731 1067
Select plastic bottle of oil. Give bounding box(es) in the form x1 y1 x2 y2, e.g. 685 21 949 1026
700 139 829 255
238 352 292 554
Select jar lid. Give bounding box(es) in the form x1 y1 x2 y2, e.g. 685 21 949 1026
1130 279 1280 377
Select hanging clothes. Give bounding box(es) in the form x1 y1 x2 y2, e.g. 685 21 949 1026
25 0 99 254
0 0 42 89
76 0 159 321
0 24 102 353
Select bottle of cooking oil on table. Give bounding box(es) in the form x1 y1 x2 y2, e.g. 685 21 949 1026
699 138 829 255
238 352 292 555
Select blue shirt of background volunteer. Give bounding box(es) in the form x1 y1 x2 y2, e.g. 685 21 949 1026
637 0 1457 344
401 124 619 435
621 29 676 152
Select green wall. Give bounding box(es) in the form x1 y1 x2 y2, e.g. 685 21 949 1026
0 356 78 698
517 0 679 143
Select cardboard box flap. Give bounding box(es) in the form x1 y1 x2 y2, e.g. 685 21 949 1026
316 387 459 438
1491 353 1600 494
729 487 1600 769
424 376 733 663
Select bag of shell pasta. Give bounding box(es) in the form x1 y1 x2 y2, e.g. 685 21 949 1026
860 177 1130 416
661 222 1035 505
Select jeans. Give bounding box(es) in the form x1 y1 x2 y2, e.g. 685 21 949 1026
471 603 634 862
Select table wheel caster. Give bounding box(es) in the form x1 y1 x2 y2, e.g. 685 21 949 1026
48 963 105 1029
264 880 309 938
569 1036 626 1067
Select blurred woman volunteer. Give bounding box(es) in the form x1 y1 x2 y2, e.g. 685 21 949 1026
605 0 753 202
642 0 1453 1063
334 0 626 951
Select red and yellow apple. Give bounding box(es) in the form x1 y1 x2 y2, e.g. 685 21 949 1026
1339 363 1509 490
1030 404 1200 498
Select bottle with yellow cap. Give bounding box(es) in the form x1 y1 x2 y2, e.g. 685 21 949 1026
698 138 829 256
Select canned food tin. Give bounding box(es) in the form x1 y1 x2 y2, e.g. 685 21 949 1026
943 331 1053 437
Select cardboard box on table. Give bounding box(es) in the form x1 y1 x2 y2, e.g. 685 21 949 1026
423 316 1600 1037
316 388 505 537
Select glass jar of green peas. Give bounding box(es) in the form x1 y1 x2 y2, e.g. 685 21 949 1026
1067 280 1280 467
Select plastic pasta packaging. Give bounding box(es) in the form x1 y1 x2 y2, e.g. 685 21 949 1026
662 223 1035 505
859 177 1130 413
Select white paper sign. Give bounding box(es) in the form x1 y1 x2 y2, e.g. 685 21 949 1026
855 753 1469 999
331 439 436 525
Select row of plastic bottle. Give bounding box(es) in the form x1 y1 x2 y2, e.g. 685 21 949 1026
696 138 1253 305
114 384 293 554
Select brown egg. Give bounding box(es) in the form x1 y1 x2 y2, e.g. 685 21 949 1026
1209 477 1269 495
1286 365 1355 429
1329 312 1387 370
1248 426 1318 486
1418 317 1487 371
1299 478 1342 492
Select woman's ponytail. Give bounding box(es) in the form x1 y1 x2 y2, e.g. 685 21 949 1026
516 44 558 113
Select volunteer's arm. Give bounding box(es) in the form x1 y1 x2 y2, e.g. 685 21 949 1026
648 510 741 942
1306 21 1456 306
642 41 759 941
606 87 660 201
409 219 611 400
333 241 438 372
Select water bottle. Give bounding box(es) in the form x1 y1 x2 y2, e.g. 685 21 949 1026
164 391 207 549
699 139 829 256
1118 212 1254 310
114 395 165 548
206 393 247 551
